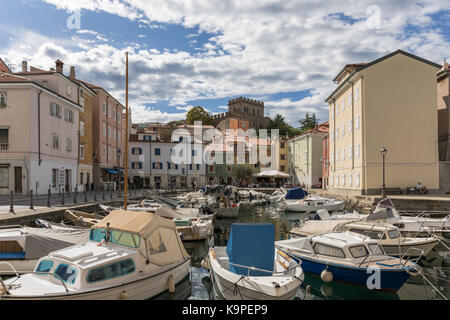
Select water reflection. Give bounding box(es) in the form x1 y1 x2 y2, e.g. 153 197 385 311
183 203 450 300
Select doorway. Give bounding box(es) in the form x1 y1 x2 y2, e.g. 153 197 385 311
14 167 22 193
65 169 71 192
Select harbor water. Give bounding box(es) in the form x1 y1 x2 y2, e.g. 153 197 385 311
184 201 450 300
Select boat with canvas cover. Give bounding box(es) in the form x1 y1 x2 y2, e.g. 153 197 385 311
0 210 190 300
281 196 346 212
0 225 89 275
113 202 214 241
276 231 420 291
207 223 304 300
289 220 439 257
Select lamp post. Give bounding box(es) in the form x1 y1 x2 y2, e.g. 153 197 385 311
380 147 387 198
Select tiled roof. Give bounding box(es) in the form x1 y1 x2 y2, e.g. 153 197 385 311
288 122 329 141
0 58 12 74
0 72 31 82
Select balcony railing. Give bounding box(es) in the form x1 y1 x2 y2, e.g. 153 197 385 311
0 143 8 151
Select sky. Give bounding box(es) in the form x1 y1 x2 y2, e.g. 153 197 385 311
0 0 449 126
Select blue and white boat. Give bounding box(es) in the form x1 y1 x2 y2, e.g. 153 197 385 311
276 231 420 292
207 223 304 300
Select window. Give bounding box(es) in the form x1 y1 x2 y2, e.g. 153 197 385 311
168 162 171 170
368 244 384 255
113 109 116 120
52 169 58 188
50 102 61 118
52 134 59 149
355 172 360 187
80 121 85 136
86 259 135 284
336 174 340 186
348 173 353 187
280 154 286 160
348 120 352 133
336 150 339 162
103 122 106 137
355 144 360 158
67 85 72 96
342 99 345 112
148 232 167 255
80 96 85 108
348 145 352 159
66 138 72 152
108 107 111 118
348 92 352 106
102 102 106 114
313 243 345 258
102 146 106 158
281 142 285 149
388 229 400 239
55 263 77 284
341 124 345 136
108 127 111 138
36 260 53 273
342 148 345 161
342 174 346 186
349 245 368 258
113 128 116 141
336 128 339 139
0 166 8 188
80 145 85 159
281 165 285 171
355 115 360 129
196 164 200 170
155 148 161 156
80 172 84 184
0 128 8 150
175 164 179 170
0 91 6 107
64 109 74 123
355 87 359 101
192 150 196 156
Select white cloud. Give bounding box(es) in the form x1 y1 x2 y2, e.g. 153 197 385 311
3 1 450 125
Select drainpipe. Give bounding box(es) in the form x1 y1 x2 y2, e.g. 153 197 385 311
349 81 355 170
38 90 42 166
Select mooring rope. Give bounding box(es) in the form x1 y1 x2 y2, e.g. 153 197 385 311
417 269 448 300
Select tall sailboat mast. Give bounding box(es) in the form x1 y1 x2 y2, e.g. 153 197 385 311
124 51 129 210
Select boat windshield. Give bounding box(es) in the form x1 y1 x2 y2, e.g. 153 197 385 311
54 263 78 284
89 228 141 248
368 244 384 255
388 229 400 239
349 245 369 258
36 260 54 273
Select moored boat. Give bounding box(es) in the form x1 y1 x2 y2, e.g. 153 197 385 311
276 231 420 291
0 225 89 275
207 223 304 300
0 210 190 300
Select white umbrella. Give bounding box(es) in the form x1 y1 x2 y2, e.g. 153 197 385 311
254 170 290 178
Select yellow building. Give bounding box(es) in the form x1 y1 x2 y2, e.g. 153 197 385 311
70 68 96 191
325 50 441 195
279 137 288 174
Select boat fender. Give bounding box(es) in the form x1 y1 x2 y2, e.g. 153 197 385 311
168 274 176 294
201 258 210 270
120 290 127 300
321 267 333 283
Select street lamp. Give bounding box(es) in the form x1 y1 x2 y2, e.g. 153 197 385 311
380 147 387 198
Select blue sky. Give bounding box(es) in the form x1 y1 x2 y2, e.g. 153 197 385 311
0 0 449 125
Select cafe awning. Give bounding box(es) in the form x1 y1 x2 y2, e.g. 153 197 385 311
254 170 290 178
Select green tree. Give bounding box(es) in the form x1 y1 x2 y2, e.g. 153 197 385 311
298 113 319 133
186 106 213 125
268 114 301 138
231 164 256 182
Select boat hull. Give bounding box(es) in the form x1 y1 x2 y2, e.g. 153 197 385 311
283 201 346 212
285 252 411 292
1 260 190 300
208 250 303 300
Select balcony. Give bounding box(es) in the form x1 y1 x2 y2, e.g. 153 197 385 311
0 143 8 151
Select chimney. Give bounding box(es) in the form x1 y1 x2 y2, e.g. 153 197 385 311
444 60 449 71
69 66 76 79
55 59 64 73
22 61 28 73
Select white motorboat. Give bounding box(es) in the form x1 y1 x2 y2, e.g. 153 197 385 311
321 198 450 237
268 188 287 203
207 223 304 300
0 225 89 275
276 231 420 291
281 197 346 212
0 210 190 300
289 220 439 257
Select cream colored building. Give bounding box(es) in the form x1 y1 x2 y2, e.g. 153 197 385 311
325 50 441 195
288 123 328 188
